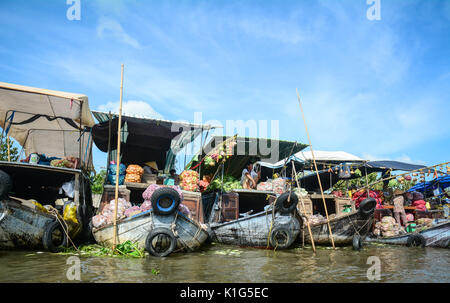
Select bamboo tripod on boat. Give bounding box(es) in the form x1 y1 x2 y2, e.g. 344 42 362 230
113 64 124 250
296 88 335 249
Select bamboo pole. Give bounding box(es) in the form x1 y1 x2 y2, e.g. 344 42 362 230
7 135 10 162
292 161 316 253
296 88 336 249
112 64 124 251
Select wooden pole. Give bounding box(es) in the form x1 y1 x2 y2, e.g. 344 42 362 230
7 135 10 162
296 88 336 249
292 161 316 253
112 64 124 251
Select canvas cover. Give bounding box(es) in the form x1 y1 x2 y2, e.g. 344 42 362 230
91 111 219 171
0 82 95 166
258 150 365 169
192 136 308 178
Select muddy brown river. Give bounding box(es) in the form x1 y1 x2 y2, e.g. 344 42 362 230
0 243 448 283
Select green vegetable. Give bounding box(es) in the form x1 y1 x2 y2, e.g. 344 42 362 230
206 175 242 192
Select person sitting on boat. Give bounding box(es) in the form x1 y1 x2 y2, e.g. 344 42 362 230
393 189 408 227
241 162 260 189
164 169 179 186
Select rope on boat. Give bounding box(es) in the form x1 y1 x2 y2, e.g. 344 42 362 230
266 195 277 250
170 211 194 253
48 206 79 252
345 212 372 238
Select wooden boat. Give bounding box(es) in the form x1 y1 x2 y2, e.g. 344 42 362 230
0 82 95 252
92 209 209 257
206 190 301 249
302 209 375 246
0 164 92 252
364 219 450 248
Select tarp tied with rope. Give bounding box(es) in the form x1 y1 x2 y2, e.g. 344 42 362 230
190 136 308 178
0 82 95 168
408 175 450 195
91 111 219 172
298 160 427 192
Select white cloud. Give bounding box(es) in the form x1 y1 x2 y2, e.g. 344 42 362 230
97 100 164 120
96 16 141 49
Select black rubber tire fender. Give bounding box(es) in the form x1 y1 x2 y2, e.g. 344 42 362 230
145 227 177 257
352 234 363 251
406 234 426 248
0 169 12 199
358 198 377 219
274 192 299 215
151 187 181 216
269 225 294 249
42 220 69 253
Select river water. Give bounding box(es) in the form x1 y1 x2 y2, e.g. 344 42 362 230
0 243 448 283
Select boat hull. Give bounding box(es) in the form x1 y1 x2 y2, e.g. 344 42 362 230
0 199 55 249
92 210 209 253
209 211 301 248
302 211 374 246
365 220 450 248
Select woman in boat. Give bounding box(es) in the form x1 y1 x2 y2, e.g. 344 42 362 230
393 189 408 227
240 162 260 189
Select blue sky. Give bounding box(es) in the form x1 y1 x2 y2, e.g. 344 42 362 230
1 0 449 172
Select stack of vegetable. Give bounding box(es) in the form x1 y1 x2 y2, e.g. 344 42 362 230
125 164 144 183
198 177 210 193
373 216 402 237
179 170 200 192
207 175 242 192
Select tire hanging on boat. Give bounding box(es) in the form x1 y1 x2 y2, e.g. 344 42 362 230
406 234 426 248
352 234 363 251
145 227 177 257
269 225 294 249
42 220 69 253
0 169 12 199
151 187 181 216
357 198 377 219
274 192 298 215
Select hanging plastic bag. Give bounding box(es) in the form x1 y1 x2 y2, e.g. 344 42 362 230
63 202 79 224
31 200 48 213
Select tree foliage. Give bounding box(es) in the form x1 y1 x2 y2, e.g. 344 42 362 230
90 169 107 194
0 136 19 162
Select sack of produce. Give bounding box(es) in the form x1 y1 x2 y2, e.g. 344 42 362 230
63 202 79 224
125 173 142 183
125 164 144 183
179 170 200 192
92 215 108 228
406 213 414 222
373 228 381 237
178 203 191 217
257 182 273 191
142 184 184 201
108 163 127 185
140 200 153 212
108 173 125 186
199 179 210 193
126 165 144 175
142 184 161 200
124 206 141 217
109 163 127 175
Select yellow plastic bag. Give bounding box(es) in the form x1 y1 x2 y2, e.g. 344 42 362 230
63 202 79 224
31 200 48 214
